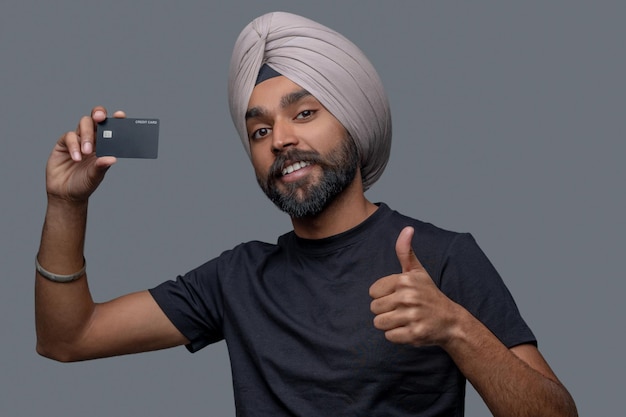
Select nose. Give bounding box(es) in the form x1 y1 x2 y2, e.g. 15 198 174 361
271 120 299 154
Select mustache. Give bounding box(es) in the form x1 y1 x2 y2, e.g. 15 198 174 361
268 149 323 178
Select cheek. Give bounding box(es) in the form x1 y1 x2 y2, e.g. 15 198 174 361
250 149 270 177
326 119 349 143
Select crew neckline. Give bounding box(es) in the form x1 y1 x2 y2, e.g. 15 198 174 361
282 203 391 256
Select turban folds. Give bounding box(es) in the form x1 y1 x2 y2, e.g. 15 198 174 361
228 12 392 190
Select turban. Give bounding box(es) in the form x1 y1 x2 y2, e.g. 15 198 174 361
228 11 392 190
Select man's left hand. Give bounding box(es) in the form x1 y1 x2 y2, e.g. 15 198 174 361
369 226 463 347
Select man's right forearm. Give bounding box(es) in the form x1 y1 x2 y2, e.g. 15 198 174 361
35 197 96 361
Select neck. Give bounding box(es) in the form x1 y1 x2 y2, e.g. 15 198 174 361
290 176 378 239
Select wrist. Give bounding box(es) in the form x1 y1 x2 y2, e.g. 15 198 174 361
46 192 89 207
46 194 89 222
439 303 478 351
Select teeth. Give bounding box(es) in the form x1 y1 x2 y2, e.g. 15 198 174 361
282 161 310 176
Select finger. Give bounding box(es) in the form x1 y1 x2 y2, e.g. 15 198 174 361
76 115 96 155
73 106 108 156
91 106 108 122
373 310 408 332
94 155 117 172
370 291 395 314
63 131 83 162
395 226 425 273
382 327 419 346
369 275 397 299
89 106 126 155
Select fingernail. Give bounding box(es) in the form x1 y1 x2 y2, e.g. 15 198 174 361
93 110 105 119
83 142 93 154
72 151 82 161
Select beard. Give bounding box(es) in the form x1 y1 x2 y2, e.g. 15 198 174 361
256 135 360 218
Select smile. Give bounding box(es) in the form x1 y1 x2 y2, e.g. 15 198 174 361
282 161 311 176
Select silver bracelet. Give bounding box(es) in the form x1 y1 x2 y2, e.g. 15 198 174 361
35 255 86 283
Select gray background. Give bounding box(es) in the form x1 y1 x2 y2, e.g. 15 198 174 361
2 1 623 416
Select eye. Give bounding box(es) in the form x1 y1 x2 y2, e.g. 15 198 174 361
250 127 272 141
295 109 315 120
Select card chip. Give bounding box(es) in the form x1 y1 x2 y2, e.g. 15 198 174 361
103 130 113 138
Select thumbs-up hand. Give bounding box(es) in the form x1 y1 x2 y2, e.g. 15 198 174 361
369 226 462 347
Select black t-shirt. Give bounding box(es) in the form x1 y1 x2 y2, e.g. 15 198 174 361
150 203 535 416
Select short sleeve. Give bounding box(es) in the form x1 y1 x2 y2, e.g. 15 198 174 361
439 233 536 348
149 258 225 352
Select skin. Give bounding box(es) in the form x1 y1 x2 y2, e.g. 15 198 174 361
36 107 188 361
245 76 376 238
35 77 577 416
371 227 577 417
248 78 577 416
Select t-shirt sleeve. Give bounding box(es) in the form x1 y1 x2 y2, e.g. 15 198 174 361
439 233 536 348
149 257 225 353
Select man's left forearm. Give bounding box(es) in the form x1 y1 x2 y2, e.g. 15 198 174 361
444 309 577 417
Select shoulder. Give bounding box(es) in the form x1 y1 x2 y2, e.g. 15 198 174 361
379 203 466 248
378 203 482 278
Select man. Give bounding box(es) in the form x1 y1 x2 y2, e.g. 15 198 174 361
35 11 577 416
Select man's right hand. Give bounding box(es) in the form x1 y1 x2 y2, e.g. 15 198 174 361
37 106 190 362
46 106 125 202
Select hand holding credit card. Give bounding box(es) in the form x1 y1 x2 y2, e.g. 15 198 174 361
96 118 160 158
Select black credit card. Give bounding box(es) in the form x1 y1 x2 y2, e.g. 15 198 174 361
96 118 159 158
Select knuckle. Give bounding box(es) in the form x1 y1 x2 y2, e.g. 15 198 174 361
398 290 418 307
408 324 426 341
397 273 411 284
63 131 78 145
397 273 416 287
406 308 421 322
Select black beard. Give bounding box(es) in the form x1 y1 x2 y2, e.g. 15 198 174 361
256 136 360 218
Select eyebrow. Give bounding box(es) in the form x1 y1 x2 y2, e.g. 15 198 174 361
245 89 313 120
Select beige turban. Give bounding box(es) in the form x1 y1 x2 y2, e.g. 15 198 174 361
228 11 392 190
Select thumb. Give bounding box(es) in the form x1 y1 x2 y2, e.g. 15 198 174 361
93 155 117 175
85 156 117 191
395 226 424 273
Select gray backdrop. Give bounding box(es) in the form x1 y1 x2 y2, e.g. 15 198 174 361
2 1 623 416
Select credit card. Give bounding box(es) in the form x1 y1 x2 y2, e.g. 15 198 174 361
96 118 159 158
